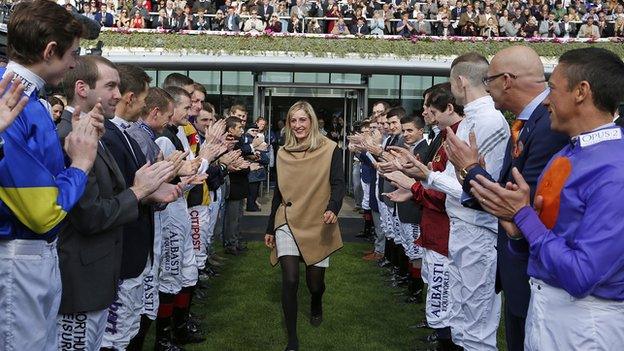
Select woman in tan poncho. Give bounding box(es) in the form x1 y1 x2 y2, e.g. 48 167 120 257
264 101 345 351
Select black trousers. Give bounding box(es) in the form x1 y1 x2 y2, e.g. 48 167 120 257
504 300 526 351
246 181 261 210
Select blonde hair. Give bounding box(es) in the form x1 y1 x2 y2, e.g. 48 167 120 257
283 100 326 151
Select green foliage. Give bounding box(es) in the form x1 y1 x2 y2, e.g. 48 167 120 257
87 32 624 59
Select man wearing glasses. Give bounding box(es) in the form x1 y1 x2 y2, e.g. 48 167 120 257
444 46 568 351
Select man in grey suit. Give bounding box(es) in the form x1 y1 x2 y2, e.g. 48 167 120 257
224 6 241 31
56 56 174 350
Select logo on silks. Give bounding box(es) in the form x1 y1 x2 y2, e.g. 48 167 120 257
59 313 88 350
190 210 202 251
428 263 450 319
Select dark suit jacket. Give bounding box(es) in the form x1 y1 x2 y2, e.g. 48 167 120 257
462 103 568 317
94 11 114 27
436 25 456 36
228 134 253 201
101 119 154 279
56 110 139 313
224 14 241 31
258 4 274 21
351 24 370 35
396 139 429 223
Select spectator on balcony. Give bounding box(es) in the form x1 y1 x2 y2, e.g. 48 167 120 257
422 0 439 19
290 0 309 18
477 6 497 29
533 3 546 22
437 4 451 21
370 11 386 35
413 12 432 35
211 9 227 30
553 1 566 20
164 0 176 17
153 8 173 29
560 14 578 37
225 5 241 31
331 16 351 34
568 7 581 21
461 18 479 35
498 9 511 33
325 3 341 33
597 11 614 37
451 0 464 20
578 16 601 38
178 5 194 30
244 9 266 32
258 0 275 22
194 9 211 30
351 16 370 35
459 3 478 27
116 8 131 27
582 7 599 21
520 15 539 37
396 11 415 37
288 13 304 33
82 3 95 19
615 16 624 36
131 10 146 27
517 7 531 25
194 0 216 14
481 16 499 36
307 18 323 33
266 14 283 32
95 3 114 27
571 0 587 16
611 4 624 20
130 1 149 22
539 12 562 37
155 0 166 12
276 3 289 32
436 17 457 36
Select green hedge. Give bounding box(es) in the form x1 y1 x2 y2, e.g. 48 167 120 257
87 32 624 58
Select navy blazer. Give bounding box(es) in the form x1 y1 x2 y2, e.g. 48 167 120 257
101 119 155 279
462 103 568 317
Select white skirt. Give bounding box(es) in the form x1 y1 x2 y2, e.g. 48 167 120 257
275 225 329 268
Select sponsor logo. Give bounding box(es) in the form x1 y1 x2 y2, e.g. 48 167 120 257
579 128 621 148
59 313 88 350
428 263 450 319
104 301 122 335
190 210 202 251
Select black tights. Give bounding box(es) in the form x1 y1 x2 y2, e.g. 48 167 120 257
279 256 326 347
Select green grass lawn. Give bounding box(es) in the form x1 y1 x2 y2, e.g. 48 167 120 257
146 241 507 350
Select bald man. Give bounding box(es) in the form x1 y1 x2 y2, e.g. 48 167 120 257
444 46 569 351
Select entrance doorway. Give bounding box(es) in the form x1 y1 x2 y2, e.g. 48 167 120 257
253 82 368 195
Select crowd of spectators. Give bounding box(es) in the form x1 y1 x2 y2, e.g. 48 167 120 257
59 0 624 38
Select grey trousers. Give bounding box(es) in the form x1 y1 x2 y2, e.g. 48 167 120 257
372 210 385 254
223 199 243 248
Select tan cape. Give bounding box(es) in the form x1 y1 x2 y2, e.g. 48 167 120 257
270 139 343 266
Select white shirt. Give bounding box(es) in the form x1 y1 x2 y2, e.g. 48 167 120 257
111 116 139 162
5 61 45 97
423 95 510 232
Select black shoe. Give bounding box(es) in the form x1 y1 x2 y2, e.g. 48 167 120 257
154 338 184 351
224 246 240 256
173 322 206 345
355 230 368 238
405 294 423 304
377 259 391 268
284 344 299 351
246 206 261 212
310 313 323 327
236 244 248 252
408 320 431 329
420 331 438 344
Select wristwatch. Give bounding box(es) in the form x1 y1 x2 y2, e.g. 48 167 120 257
459 163 479 182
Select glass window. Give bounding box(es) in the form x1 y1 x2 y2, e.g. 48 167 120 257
434 76 450 84
221 71 253 96
368 74 400 99
294 72 330 84
156 70 187 88
260 72 293 83
401 75 432 115
189 71 221 94
330 73 361 84
145 70 157 87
